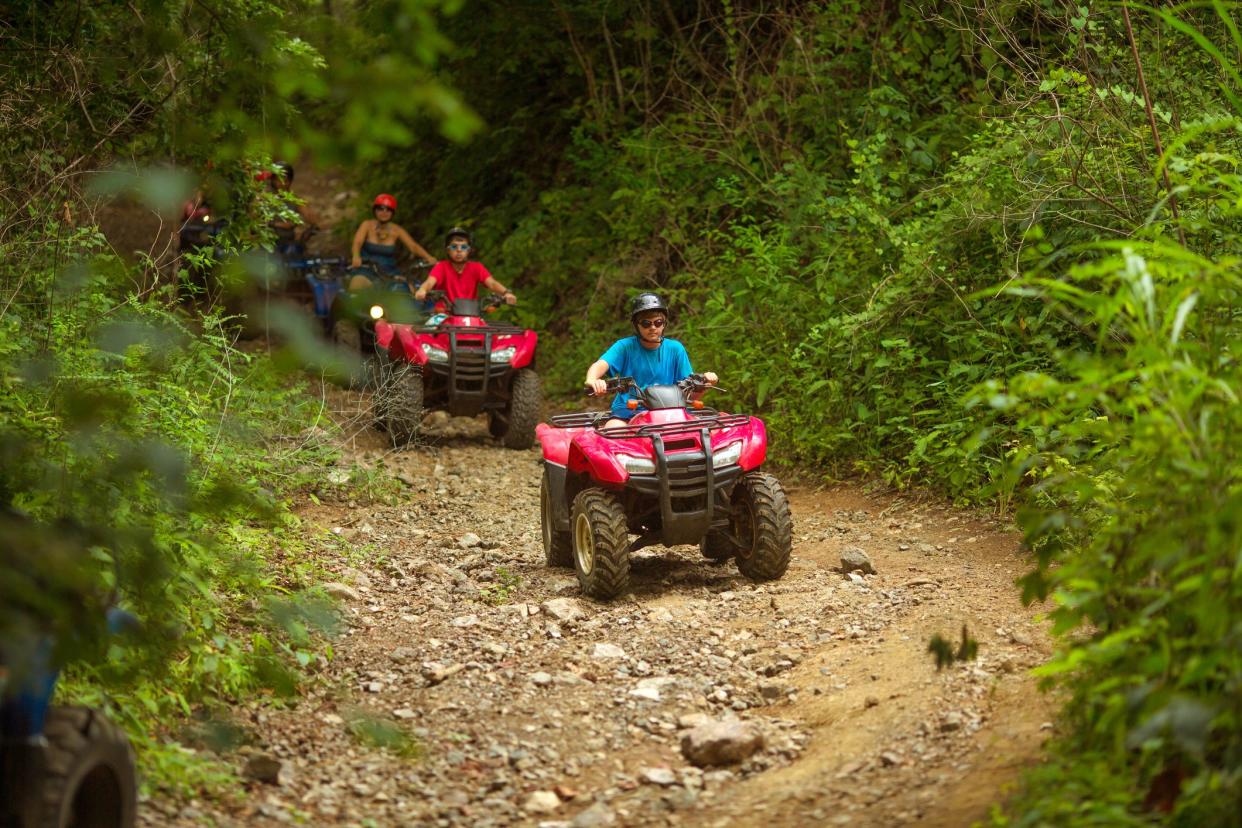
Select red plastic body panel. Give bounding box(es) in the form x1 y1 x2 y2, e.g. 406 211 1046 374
537 407 768 484
381 314 537 368
374 319 395 351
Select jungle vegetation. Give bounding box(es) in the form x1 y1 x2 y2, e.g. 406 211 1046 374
0 0 1238 821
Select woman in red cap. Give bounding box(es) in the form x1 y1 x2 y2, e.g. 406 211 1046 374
348 194 436 289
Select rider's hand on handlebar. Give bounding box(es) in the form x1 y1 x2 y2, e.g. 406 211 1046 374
351 256 362 268
704 371 718 385
587 378 609 396
414 288 428 302
503 291 517 305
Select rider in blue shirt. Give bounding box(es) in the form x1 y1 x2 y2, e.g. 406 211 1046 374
585 293 718 426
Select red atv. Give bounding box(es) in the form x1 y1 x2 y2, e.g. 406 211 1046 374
536 375 792 599
372 291 541 448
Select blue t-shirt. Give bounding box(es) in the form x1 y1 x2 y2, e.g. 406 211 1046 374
599 336 694 420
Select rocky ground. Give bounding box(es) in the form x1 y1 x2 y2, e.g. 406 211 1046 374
144 386 1056 828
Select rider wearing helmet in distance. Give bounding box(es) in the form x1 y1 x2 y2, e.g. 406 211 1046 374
412 227 517 306
348 194 437 290
585 293 718 428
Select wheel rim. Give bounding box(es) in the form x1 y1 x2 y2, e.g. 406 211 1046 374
574 512 595 575
541 481 553 553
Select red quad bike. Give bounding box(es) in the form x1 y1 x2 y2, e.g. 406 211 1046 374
372 291 541 448
536 375 792 599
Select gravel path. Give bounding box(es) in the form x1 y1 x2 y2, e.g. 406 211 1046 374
145 387 1054 828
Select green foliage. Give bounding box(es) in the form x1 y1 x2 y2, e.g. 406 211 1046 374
478 566 522 606
387 1 1241 821
0 232 342 791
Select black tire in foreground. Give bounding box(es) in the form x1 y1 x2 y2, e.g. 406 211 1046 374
541 467 573 567
501 368 541 450
40 705 137 828
379 362 424 446
731 472 793 581
699 530 735 562
571 487 631 599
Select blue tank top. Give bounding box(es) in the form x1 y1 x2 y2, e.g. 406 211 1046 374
361 240 398 275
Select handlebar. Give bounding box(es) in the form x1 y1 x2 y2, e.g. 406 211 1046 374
420 290 507 311
584 374 723 398
585 376 636 397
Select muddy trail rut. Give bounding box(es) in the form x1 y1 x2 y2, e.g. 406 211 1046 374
145 385 1054 828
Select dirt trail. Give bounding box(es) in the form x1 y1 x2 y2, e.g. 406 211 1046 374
144 388 1053 828
134 167 1054 826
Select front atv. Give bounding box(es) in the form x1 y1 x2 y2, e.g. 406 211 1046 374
373 292 541 448
536 375 792 599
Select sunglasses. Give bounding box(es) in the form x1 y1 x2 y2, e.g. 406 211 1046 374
448 243 470 251
374 206 393 213
638 318 667 329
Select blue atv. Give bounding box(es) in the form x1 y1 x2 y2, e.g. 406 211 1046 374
327 262 432 386
0 609 137 828
286 254 348 336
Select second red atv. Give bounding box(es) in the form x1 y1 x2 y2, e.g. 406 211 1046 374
536 375 792 599
372 291 541 448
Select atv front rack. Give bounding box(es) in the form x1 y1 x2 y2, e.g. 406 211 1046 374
596 412 751 440
548 411 611 429
414 323 529 337
546 410 751 436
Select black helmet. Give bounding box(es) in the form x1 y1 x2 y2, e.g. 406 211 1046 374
274 161 293 183
630 292 668 322
445 226 472 246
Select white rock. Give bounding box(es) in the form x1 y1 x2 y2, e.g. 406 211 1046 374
322 582 361 602
531 672 554 686
592 643 626 660
523 790 561 814
640 767 678 786
452 614 479 628
542 597 588 623
458 533 483 548
629 686 662 702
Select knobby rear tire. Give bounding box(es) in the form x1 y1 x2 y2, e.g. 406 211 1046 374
41 706 137 828
502 368 541 449
541 467 573 567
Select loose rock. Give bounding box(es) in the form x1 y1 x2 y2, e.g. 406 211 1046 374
542 597 588 623
322 582 362 602
680 720 765 767
640 767 678 786
592 643 626 660
840 546 876 575
523 790 561 814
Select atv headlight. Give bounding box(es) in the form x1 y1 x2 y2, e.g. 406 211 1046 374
489 346 517 363
618 454 657 475
369 304 385 320
421 343 449 363
712 441 743 469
